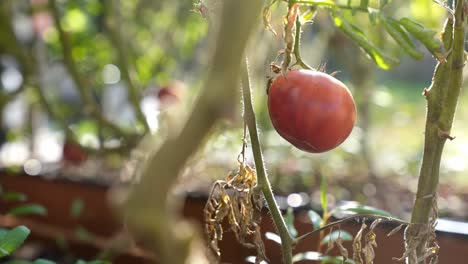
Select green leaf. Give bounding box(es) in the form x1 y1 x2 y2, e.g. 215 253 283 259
3 260 33 264
33 259 56 264
264 232 281 245
382 17 424 59
332 11 399 69
307 210 322 231
8 204 47 216
0 228 8 239
75 227 95 242
292 251 322 262
333 203 395 218
70 199 85 218
292 0 335 7
321 256 356 264
0 248 8 255
320 174 327 214
75 260 111 264
301 8 317 23
285 208 297 238
0 226 30 257
320 230 353 245
2 191 27 202
399 17 445 61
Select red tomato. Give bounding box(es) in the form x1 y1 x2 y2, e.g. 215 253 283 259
62 141 87 165
157 88 180 105
268 70 357 153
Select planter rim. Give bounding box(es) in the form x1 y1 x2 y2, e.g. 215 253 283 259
3 172 468 238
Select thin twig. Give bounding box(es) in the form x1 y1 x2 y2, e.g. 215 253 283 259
294 214 410 244
102 0 150 133
49 0 133 140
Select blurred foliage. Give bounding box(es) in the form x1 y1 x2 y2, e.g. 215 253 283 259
41 0 207 86
0 0 208 152
0 0 466 223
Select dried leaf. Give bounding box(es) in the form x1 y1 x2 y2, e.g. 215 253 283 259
263 6 277 36
353 221 367 264
362 243 375 264
204 163 265 261
282 4 299 73
387 224 404 237
336 237 349 260
369 218 382 231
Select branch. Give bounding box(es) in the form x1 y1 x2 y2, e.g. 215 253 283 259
294 214 410 244
241 57 293 264
49 0 134 141
102 0 150 133
122 1 262 263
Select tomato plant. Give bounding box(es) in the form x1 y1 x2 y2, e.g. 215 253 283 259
268 70 356 153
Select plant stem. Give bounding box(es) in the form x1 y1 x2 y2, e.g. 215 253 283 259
294 15 313 70
102 0 150 133
49 0 133 140
241 57 293 264
123 1 262 263
295 214 409 244
408 0 466 262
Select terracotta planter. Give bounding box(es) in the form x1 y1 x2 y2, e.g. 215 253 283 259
1 173 467 263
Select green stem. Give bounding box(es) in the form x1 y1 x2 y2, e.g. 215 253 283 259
408 0 466 262
295 214 409 244
294 15 313 70
241 58 293 264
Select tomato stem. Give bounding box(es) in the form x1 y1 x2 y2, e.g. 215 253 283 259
241 57 294 264
293 13 314 70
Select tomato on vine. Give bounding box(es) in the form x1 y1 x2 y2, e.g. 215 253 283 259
267 70 357 153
